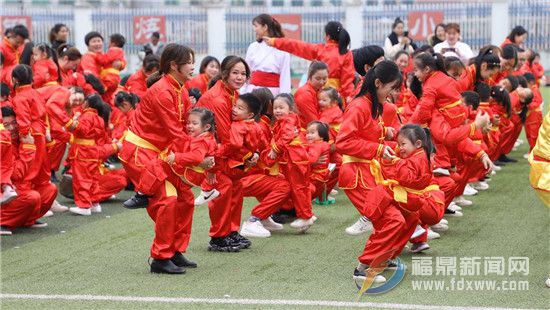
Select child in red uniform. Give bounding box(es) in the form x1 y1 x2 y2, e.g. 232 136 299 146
268 93 315 232
294 61 328 128
99 34 126 105
31 43 60 89
125 54 159 99
523 73 543 151
0 107 17 205
112 91 138 140
306 121 331 202
264 21 355 101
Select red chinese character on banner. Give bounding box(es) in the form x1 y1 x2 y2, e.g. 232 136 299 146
272 14 301 41
0 16 32 38
407 11 444 41
133 16 166 44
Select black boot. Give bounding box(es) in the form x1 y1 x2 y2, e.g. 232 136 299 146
171 252 197 268
123 193 149 209
150 259 185 274
50 171 59 183
208 237 240 252
228 232 251 249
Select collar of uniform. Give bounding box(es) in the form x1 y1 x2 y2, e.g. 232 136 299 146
166 73 184 91
260 115 271 125
326 40 338 46
3 37 16 51
82 108 98 115
221 81 238 104
15 84 32 94
411 148 425 158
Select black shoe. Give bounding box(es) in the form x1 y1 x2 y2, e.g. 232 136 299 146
498 155 517 163
353 268 367 280
493 160 506 166
123 193 149 209
171 252 197 268
208 237 240 252
271 209 296 224
50 171 59 183
150 259 185 274
0 226 13 235
228 232 251 249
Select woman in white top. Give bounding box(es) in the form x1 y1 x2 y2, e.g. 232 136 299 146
241 14 291 96
433 23 474 65
384 18 415 59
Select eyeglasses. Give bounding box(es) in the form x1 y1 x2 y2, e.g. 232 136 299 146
3 120 17 128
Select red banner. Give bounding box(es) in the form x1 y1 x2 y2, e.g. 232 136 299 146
0 16 32 39
407 11 444 41
272 14 301 41
133 16 166 44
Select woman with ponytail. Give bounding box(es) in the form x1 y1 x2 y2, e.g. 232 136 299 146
118 43 199 275
241 14 290 96
264 21 355 101
457 45 501 92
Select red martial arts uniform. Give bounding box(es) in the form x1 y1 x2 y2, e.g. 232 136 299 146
294 81 319 128
0 120 14 187
318 104 343 196
336 94 417 267
499 91 523 156
99 47 126 105
185 73 210 95
32 59 59 89
125 69 148 99
0 37 19 80
307 140 331 199
525 85 543 151
61 69 96 96
119 73 194 259
79 52 101 77
270 37 355 100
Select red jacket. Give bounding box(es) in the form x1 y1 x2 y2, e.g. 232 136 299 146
12 85 47 136
129 74 191 151
9 139 36 189
68 108 108 161
185 73 210 95
79 52 102 77
307 140 330 182
271 38 355 99
319 105 343 141
381 101 401 132
61 69 96 95
171 132 218 185
36 85 72 141
382 149 431 190
271 113 308 164
125 69 148 99
0 37 19 74
410 71 466 128
32 59 59 89
294 81 319 128
218 119 263 168
197 80 238 144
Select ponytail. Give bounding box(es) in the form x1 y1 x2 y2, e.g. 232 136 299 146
356 60 402 119
325 21 350 55
414 52 447 75
474 46 500 87
252 14 284 38
490 86 511 116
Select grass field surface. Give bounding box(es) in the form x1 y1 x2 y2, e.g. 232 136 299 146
1 90 549 310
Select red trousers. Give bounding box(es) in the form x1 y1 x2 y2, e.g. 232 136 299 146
242 174 291 220
281 162 313 219
96 168 127 202
434 174 457 208
206 168 244 237
26 182 57 226
72 160 100 208
27 135 51 187
500 118 523 155
410 190 446 244
0 189 40 229
121 141 195 259
525 111 542 151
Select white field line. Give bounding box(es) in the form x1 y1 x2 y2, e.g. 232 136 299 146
0 293 539 310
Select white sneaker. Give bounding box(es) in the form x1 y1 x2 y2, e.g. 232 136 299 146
69 207 91 216
430 223 449 232
194 189 220 206
411 242 430 253
345 217 373 236
261 217 284 231
290 217 315 229
523 153 529 159
463 184 478 196
30 221 48 228
447 202 462 212
328 163 337 173
50 200 69 212
353 272 387 284
453 196 473 207
445 209 463 217
0 185 18 205
330 189 338 196
470 181 489 191
427 229 440 240
411 225 426 239
91 203 102 213
439 218 448 225
433 168 451 176
43 210 54 218
312 215 318 222
240 220 271 238
493 165 501 171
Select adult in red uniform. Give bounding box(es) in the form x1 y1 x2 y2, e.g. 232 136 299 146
79 32 103 78
293 61 328 128
118 44 198 274
265 21 355 101
0 25 29 80
125 54 160 99
185 56 219 95
500 26 527 48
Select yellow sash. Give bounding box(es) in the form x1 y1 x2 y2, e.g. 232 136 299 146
123 130 161 153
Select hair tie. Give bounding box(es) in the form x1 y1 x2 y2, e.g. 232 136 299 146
337 26 341 33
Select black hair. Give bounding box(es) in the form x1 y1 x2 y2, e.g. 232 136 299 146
84 31 104 46
444 56 465 71
115 91 139 109
19 42 34 65
516 75 528 88
188 88 201 102
352 45 385 76
85 94 109 125
394 50 409 61
251 87 274 118
218 55 250 83
307 61 329 79
34 43 62 83
84 74 105 94
4 28 13 37
142 53 160 72
409 75 423 99
490 86 511 116
252 14 285 39
238 93 262 119
461 91 480 110
475 83 491 102
392 17 404 30
507 26 528 43
188 107 217 140
0 83 10 97
398 124 433 162
147 43 195 87
356 60 402 119
11 64 33 86
324 21 350 55
523 72 536 84
501 44 518 67
151 32 160 39
12 25 29 39
413 45 434 56
1 106 16 118
320 86 343 111
414 52 447 75
274 93 298 113
0 52 3 66
506 75 519 91
308 121 330 142
198 56 220 74
474 46 500 86
57 43 82 61
109 33 126 48
49 23 67 43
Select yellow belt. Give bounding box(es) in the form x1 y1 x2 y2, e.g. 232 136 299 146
124 130 161 153
100 68 120 77
391 184 440 203
71 137 95 146
0 124 5 130
439 100 462 112
289 137 302 146
330 123 341 132
326 78 341 90
44 81 59 86
342 155 372 164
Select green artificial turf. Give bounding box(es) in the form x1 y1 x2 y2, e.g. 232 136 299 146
1 91 549 310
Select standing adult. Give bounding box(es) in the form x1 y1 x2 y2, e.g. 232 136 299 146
79 31 104 78
144 32 165 57
433 23 474 64
241 14 291 96
500 26 528 48
428 23 446 47
384 18 416 59
49 23 70 51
